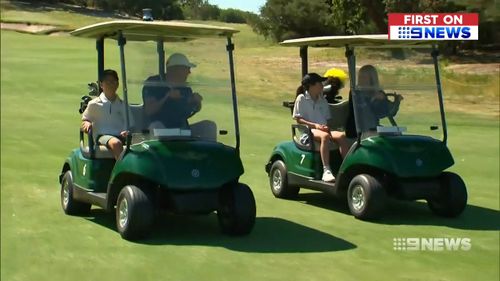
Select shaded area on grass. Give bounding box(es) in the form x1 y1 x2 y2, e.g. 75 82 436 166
84 210 356 253
2 1 129 20
295 192 500 231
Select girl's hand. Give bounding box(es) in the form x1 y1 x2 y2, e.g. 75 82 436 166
314 124 329 132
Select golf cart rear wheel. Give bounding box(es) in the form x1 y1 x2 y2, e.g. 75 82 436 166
116 185 154 240
347 174 386 220
427 172 467 217
60 170 91 215
269 160 300 199
217 183 256 236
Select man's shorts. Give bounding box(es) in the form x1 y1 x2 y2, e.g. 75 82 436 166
97 135 124 148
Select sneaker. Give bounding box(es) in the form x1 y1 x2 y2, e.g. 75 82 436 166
322 169 335 182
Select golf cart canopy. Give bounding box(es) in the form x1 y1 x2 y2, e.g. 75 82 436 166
70 20 239 41
280 34 435 48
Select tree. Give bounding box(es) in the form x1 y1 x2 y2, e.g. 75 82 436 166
219 9 247 23
329 0 366 35
256 0 340 41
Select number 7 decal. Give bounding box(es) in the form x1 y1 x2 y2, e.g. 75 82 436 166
300 154 305 165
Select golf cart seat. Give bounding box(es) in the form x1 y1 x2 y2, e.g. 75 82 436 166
287 99 351 151
129 104 145 133
327 99 350 131
79 129 116 159
292 125 343 152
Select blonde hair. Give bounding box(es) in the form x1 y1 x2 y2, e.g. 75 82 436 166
357 65 380 90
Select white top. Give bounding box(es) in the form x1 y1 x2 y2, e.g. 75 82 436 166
292 91 331 125
82 93 134 137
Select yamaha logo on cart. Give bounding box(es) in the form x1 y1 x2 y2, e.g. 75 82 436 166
388 13 479 40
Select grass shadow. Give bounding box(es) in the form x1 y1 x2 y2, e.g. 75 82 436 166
293 191 500 231
84 210 356 253
379 200 500 231
4 1 129 20
295 192 351 216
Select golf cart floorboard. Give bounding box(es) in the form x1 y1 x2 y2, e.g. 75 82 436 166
309 179 336 187
73 185 107 209
289 173 337 195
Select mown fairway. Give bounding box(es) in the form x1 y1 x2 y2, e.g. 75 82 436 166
1 7 499 281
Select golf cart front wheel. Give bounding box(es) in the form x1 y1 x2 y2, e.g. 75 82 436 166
60 170 91 215
427 172 467 218
269 160 300 199
347 174 386 220
116 185 154 240
217 183 256 236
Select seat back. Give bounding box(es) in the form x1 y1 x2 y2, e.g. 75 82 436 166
327 99 350 131
79 130 116 159
129 104 145 133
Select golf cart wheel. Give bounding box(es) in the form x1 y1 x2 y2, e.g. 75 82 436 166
60 170 91 215
116 185 154 240
347 174 386 220
427 172 467 218
217 183 256 236
269 160 300 199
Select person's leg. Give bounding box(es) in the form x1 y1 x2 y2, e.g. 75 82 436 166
97 135 123 160
312 129 330 166
106 137 124 160
312 129 335 182
330 130 350 158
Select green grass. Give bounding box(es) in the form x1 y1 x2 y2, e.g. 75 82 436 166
1 8 499 281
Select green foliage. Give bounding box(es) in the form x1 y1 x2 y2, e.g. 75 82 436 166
330 0 366 35
256 0 340 41
181 0 220 20
218 9 247 24
248 0 498 52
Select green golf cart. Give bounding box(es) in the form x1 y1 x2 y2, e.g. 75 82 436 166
265 35 467 220
59 20 256 240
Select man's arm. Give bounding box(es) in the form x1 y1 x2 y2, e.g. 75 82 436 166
81 120 92 133
144 93 169 116
81 102 95 133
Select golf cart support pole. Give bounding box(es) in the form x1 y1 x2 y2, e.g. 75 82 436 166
431 46 448 145
96 38 104 82
345 46 362 147
300 46 308 77
157 41 165 80
117 31 132 151
226 37 240 152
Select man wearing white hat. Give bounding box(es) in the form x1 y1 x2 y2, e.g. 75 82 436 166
142 53 202 129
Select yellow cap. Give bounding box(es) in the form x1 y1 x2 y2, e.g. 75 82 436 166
323 68 348 83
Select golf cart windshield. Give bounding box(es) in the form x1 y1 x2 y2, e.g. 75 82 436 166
123 38 236 146
72 20 240 147
352 47 443 140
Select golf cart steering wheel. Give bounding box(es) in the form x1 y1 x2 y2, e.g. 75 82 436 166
384 92 403 117
369 91 403 119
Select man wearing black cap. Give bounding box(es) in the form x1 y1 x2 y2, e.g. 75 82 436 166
293 73 350 182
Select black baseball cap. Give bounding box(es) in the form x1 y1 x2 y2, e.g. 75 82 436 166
302 73 327 87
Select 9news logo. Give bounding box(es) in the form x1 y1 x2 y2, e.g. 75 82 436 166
388 13 479 40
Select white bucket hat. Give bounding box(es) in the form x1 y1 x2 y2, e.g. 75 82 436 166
166 53 197 68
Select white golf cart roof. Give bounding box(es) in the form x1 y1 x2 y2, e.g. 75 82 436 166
71 20 239 41
281 34 434 47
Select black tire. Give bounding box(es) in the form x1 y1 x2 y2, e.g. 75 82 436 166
347 174 386 220
427 172 467 217
60 171 91 215
116 185 154 240
217 183 256 236
269 160 300 199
